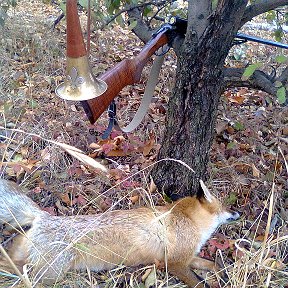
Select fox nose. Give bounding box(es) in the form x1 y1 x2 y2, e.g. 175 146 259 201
227 211 240 222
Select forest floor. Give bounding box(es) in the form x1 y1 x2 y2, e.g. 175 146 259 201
0 1 287 288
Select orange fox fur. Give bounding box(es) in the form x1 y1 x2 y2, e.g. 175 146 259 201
0 179 239 287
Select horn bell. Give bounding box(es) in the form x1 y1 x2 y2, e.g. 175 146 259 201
55 0 107 101
56 56 107 101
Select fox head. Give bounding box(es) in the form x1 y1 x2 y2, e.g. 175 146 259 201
178 180 240 252
170 180 240 253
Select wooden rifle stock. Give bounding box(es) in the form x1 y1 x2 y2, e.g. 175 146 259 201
81 31 169 124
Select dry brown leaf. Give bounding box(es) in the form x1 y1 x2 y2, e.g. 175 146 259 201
282 126 288 136
89 142 101 150
143 134 155 156
106 149 127 157
149 178 157 193
49 141 83 153
228 95 246 104
216 121 228 135
129 195 139 204
60 193 72 206
251 163 260 178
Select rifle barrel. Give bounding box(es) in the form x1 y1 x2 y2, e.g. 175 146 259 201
170 16 288 49
235 32 288 49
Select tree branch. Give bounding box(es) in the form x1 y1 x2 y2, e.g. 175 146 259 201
276 66 288 85
127 8 153 43
125 1 176 43
100 1 167 30
241 0 288 27
224 67 277 95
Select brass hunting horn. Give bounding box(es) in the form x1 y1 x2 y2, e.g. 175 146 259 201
55 0 107 101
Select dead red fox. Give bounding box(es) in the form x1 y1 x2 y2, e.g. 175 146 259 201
0 179 239 287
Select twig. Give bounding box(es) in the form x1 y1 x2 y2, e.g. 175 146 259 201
100 1 167 29
147 1 169 26
278 146 288 175
53 12 64 29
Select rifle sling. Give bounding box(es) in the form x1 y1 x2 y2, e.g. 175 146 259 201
102 54 165 139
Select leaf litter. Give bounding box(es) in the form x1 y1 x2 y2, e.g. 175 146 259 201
0 1 287 287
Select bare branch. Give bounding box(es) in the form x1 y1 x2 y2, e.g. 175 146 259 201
224 67 277 95
127 8 153 43
125 1 175 43
276 66 288 85
100 1 166 30
241 0 288 27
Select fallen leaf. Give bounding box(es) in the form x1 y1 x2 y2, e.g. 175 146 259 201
142 134 155 156
106 149 127 157
129 194 139 204
61 193 72 206
149 178 157 193
66 149 108 173
75 194 87 206
144 269 157 288
89 142 101 149
229 95 246 104
216 121 228 135
208 238 230 250
251 163 260 177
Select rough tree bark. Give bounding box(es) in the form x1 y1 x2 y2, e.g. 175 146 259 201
127 0 288 199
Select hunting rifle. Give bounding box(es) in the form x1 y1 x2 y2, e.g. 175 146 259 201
80 25 175 125
54 3 287 129
76 17 288 125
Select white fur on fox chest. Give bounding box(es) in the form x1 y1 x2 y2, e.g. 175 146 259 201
195 216 219 253
195 212 233 253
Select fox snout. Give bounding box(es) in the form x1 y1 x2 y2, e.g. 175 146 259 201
217 210 240 226
225 211 240 223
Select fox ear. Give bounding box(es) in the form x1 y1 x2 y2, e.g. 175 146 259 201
199 180 213 203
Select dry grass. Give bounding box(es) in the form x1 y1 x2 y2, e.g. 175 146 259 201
0 1 287 287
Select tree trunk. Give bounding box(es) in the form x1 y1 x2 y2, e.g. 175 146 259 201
152 0 248 200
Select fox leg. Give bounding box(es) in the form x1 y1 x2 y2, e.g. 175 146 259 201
190 256 227 286
168 262 209 288
0 259 22 274
190 256 217 271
